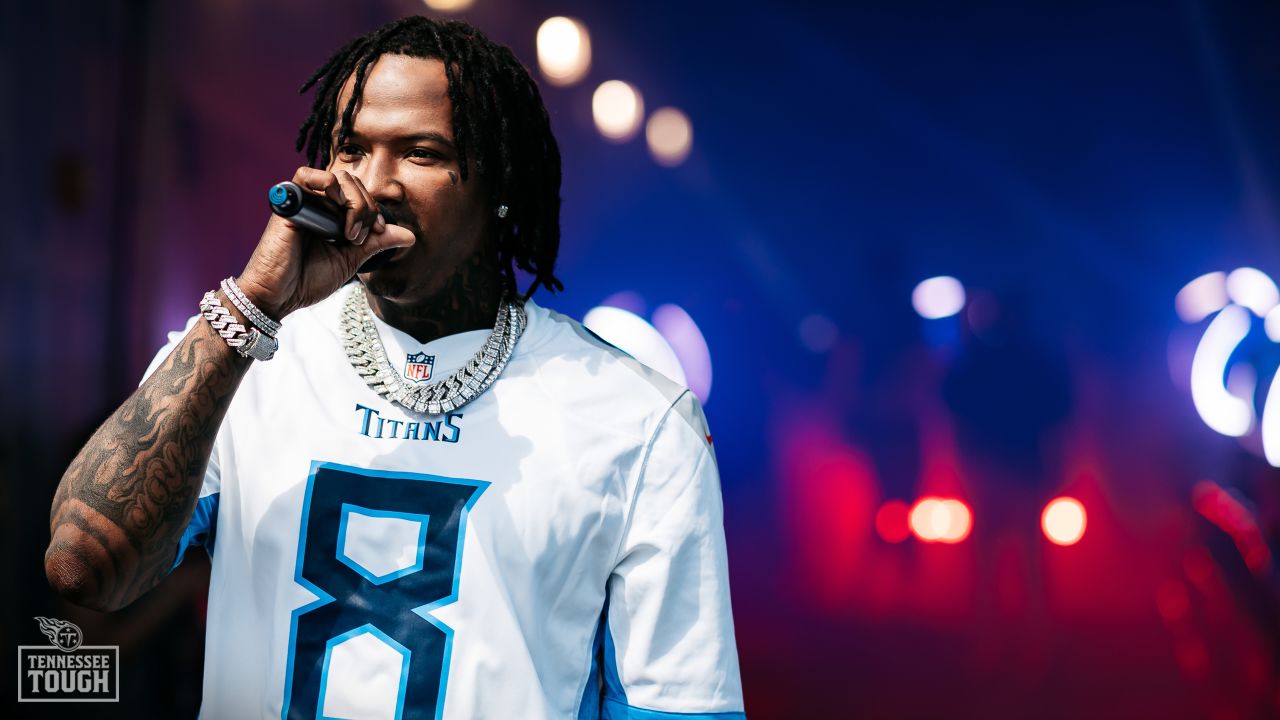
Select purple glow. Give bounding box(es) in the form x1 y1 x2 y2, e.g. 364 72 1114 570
599 290 647 317
652 303 713 404
583 306 687 387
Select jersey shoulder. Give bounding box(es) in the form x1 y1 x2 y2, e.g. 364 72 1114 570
516 300 707 444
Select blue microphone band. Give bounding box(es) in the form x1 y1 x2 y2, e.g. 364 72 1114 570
267 181 393 242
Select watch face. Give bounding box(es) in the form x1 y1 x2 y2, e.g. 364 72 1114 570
243 329 278 361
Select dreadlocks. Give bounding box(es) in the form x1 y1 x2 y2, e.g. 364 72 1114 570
294 15 565 299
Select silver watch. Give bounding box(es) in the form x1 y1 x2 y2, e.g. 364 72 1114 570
238 328 279 361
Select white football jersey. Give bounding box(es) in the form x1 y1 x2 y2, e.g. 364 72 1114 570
144 285 745 720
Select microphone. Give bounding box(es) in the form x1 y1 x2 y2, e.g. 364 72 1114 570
267 181 394 242
268 181 340 239
267 181 400 273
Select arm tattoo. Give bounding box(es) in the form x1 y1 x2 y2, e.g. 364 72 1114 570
47 321 250 610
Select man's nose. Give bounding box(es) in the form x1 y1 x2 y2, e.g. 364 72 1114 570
353 152 404 205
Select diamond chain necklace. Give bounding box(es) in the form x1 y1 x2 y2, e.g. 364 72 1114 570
340 283 526 415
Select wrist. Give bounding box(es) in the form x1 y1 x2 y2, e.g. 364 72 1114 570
233 274 288 321
199 289 279 362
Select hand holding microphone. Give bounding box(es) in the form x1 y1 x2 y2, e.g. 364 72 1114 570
235 167 416 321
267 180 395 241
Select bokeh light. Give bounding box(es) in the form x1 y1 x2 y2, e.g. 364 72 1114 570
1175 271 1228 323
599 290 646 317
645 107 693 167
875 500 911 543
1225 267 1279 317
421 0 474 11
1041 497 1087 546
651 304 713 403
937 499 972 543
909 497 972 543
1265 306 1280 341
592 80 644 142
536 17 591 86
798 314 838 353
909 498 945 541
912 276 966 319
582 306 687 386
1262 365 1280 467
1189 304 1253 436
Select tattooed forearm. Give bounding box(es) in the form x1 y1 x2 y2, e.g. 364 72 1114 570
46 315 251 611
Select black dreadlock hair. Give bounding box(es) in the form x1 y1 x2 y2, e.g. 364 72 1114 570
295 15 564 299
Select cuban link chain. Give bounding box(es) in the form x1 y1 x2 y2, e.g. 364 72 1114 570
340 283 526 415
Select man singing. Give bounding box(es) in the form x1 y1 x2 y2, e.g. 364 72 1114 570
45 15 745 720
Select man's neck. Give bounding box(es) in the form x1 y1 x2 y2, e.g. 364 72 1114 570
364 267 505 345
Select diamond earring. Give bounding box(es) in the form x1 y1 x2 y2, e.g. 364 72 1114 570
496 204 509 218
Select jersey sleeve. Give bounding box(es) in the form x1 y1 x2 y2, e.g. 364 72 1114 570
140 315 223 573
593 391 745 719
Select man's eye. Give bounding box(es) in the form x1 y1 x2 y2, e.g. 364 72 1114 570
408 149 441 161
336 145 363 157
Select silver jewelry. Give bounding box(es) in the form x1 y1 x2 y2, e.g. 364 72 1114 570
200 291 279 361
496 204 509 219
221 277 281 337
340 284 524 414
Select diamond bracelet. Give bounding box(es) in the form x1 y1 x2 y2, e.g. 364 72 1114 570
220 277 281 337
200 290 278 361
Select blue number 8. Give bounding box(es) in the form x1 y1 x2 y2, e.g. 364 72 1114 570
282 462 488 720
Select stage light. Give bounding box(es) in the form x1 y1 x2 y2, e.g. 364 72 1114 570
798 314 838 353
1192 480 1273 575
1225 267 1279 317
875 500 910 543
592 81 643 142
1261 366 1280 467
909 497 971 543
1190 304 1253 436
422 0 473 11
1041 497 1086 546
582 306 687 385
536 17 591 86
1175 271 1228 323
912 276 966 319
937 499 972 543
645 107 693 167
909 497 945 541
651 304 713 403
1265 306 1280 342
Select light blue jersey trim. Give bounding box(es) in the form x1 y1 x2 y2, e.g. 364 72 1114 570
169 493 219 572
597 601 745 720
602 616 625 703
602 697 747 720
577 608 605 720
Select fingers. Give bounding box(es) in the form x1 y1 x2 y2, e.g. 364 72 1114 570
354 223 415 258
291 166 346 211
331 171 372 243
346 172 382 242
291 167 382 244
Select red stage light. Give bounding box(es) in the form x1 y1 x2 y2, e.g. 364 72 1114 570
875 500 910 543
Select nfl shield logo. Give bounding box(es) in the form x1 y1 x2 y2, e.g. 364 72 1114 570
403 351 435 382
